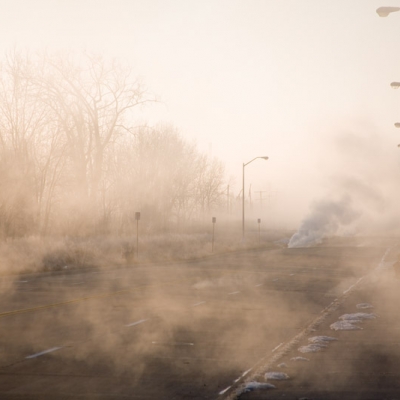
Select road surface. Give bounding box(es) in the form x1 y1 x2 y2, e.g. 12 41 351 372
0 239 394 399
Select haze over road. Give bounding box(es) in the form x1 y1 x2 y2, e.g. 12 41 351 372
0 239 393 399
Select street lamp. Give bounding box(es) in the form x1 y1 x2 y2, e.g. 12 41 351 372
378 8 400 131
376 6 400 17
242 156 268 238
391 85 400 129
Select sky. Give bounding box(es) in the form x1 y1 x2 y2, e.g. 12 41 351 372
2 0 400 229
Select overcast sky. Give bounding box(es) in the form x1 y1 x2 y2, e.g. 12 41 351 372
2 0 400 228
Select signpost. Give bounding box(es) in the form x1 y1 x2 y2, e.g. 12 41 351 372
257 218 261 243
135 212 141 258
212 217 216 252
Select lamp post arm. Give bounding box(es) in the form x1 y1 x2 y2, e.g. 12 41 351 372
244 156 269 167
377 6 400 17
244 157 260 167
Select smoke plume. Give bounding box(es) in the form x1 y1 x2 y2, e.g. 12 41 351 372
288 196 360 248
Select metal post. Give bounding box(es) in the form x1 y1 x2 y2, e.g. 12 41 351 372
227 185 230 214
135 212 141 259
212 217 216 252
242 163 245 238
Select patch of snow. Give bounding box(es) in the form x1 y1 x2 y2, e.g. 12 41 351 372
330 320 362 331
265 372 289 380
298 343 327 353
356 303 373 309
290 356 310 362
339 313 376 321
243 381 276 392
308 336 337 344
277 363 287 368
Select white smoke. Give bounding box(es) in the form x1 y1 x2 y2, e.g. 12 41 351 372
288 195 360 248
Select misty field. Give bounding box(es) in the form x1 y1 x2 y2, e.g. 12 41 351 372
0 225 288 276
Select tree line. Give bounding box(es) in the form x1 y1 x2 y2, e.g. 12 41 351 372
0 50 227 238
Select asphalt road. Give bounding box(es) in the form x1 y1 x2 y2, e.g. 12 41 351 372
0 240 393 399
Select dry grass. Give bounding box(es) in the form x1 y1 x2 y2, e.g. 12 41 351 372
0 229 291 276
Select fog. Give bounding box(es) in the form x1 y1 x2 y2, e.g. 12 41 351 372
2 242 391 399
0 0 399 230
1 1 400 398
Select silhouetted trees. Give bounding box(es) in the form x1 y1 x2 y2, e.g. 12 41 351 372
0 50 228 237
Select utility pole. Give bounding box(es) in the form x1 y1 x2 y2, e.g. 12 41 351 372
255 190 268 210
227 185 230 214
249 184 252 208
135 212 140 259
242 156 268 239
212 217 216 252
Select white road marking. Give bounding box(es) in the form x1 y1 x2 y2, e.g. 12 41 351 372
16 280 28 283
150 356 232 361
228 291 240 295
26 347 63 359
219 248 391 398
152 341 194 346
234 368 253 383
126 319 147 327
255 283 263 287
242 368 252 377
272 343 283 353
343 277 363 294
219 386 231 395
192 301 206 307
72 282 84 285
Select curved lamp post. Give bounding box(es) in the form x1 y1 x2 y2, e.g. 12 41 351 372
391 84 400 130
377 6 400 17
378 9 400 130
242 156 268 238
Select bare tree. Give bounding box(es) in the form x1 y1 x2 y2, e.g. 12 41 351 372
0 50 64 236
111 125 226 232
194 154 226 214
31 53 153 225
0 50 227 238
